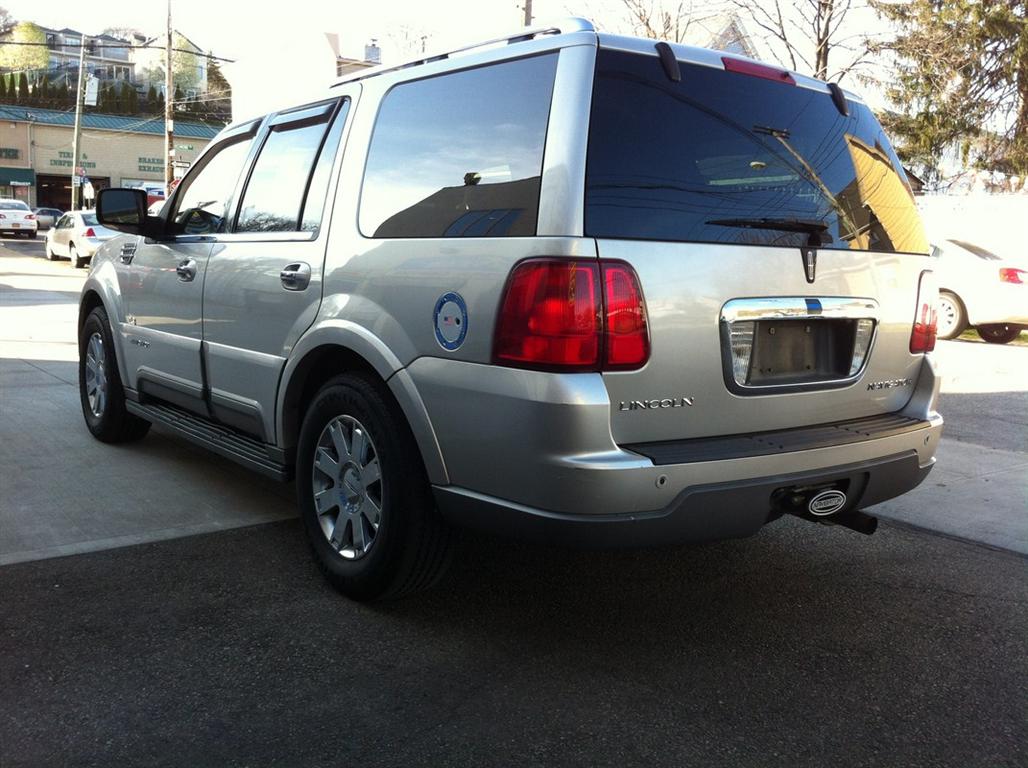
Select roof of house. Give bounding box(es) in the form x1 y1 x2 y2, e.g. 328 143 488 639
0 105 221 139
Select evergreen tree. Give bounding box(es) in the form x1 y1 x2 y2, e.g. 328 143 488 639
39 74 49 104
0 75 7 102
125 84 139 114
146 84 157 113
872 0 1028 178
17 72 28 101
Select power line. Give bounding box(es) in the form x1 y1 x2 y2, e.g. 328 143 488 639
0 40 235 62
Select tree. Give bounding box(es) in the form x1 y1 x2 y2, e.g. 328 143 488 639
0 6 13 35
0 74 6 101
124 83 139 114
100 26 141 41
872 0 1027 179
171 32 200 93
17 72 27 101
615 0 721 43
146 83 158 113
204 58 231 121
0 21 49 72
38 73 49 102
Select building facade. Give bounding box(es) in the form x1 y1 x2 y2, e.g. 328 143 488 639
0 105 218 209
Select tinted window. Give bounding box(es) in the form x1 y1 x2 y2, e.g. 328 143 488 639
301 101 349 232
171 137 252 235
360 54 557 238
586 50 928 254
0 201 29 210
236 101 347 233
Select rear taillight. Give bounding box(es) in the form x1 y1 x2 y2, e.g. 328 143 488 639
493 258 650 371
84 227 96 237
910 270 939 353
999 268 1025 284
721 56 796 85
0 214 6 219
25 213 35 220
602 262 650 369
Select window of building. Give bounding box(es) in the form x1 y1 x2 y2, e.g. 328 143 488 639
170 136 253 235
234 100 348 234
359 54 557 239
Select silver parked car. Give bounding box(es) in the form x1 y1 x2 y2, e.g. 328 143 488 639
33 207 64 231
930 239 1026 344
45 211 118 268
79 20 943 600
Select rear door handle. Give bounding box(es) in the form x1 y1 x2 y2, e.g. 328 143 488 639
280 262 311 291
176 258 198 282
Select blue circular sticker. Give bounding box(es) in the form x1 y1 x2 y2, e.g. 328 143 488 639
433 292 468 351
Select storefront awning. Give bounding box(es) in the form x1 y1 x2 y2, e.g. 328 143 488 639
0 167 35 186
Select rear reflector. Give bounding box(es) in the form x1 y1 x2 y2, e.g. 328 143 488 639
999 267 1024 284
493 258 650 371
721 56 796 85
910 271 939 353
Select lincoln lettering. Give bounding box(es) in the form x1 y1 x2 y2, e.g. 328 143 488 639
619 397 695 411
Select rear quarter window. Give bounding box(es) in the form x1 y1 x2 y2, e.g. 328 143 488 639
585 49 928 254
359 53 557 239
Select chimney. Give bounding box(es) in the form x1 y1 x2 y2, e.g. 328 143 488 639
364 39 381 64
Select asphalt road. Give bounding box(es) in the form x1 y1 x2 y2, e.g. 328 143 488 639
1 236 1026 766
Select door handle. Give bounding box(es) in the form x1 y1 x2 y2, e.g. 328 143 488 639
176 258 198 282
280 262 311 291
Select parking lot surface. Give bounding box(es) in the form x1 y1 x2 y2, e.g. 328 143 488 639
1 237 1026 766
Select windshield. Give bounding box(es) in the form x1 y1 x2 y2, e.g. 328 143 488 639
585 50 928 254
0 201 30 211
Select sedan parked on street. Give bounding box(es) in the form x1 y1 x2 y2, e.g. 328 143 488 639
33 207 64 231
931 239 1027 344
0 199 38 238
45 211 118 268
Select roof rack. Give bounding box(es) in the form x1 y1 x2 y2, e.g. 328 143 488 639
331 17 597 87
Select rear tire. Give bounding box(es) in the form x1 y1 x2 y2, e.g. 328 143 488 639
936 291 967 340
976 324 1021 345
296 372 451 601
29 231 37 240
79 306 151 443
69 244 83 269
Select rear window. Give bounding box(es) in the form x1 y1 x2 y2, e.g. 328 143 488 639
82 213 98 226
0 201 29 211
586 50 928 254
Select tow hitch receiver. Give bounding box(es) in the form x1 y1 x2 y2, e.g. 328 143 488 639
770 482 878 536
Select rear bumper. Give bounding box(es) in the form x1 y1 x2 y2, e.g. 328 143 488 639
408 355 943 521
434 451 932 547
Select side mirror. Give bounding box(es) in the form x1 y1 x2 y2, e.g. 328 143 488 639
96 188 163 238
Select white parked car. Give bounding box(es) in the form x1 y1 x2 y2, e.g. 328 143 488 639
33 207 64 231
930 239 1027 344
0 199 38 238
44 210 118 269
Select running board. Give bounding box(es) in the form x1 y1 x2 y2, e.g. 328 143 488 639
126 400 291 481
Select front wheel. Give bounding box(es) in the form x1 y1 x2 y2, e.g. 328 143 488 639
296 372 451 600
936 291 967 340
976 324 1022 345
79 306 151 443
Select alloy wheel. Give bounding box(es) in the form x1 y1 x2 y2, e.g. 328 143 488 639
84 332 107 417
311 415 383 560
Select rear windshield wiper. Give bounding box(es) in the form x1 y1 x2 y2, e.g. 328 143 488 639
705 217 833 246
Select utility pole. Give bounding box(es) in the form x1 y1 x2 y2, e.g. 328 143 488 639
523 0 532 26
70 37 86 211
165 0 174 190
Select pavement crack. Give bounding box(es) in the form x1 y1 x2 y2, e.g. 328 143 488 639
18 358 77 386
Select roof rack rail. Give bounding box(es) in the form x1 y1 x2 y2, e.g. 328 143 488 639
331 17 596 87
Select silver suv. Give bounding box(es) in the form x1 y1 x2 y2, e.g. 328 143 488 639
79 20 943 600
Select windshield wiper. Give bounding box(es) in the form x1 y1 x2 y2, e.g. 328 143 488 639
705 217 833 246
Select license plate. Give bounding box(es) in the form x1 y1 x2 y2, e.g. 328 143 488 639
11 223 19 228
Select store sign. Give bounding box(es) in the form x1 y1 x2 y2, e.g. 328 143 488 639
50 150 96 169
0 148 19 159
138 156 164 172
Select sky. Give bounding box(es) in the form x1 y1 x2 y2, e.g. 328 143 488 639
3 0 893 116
